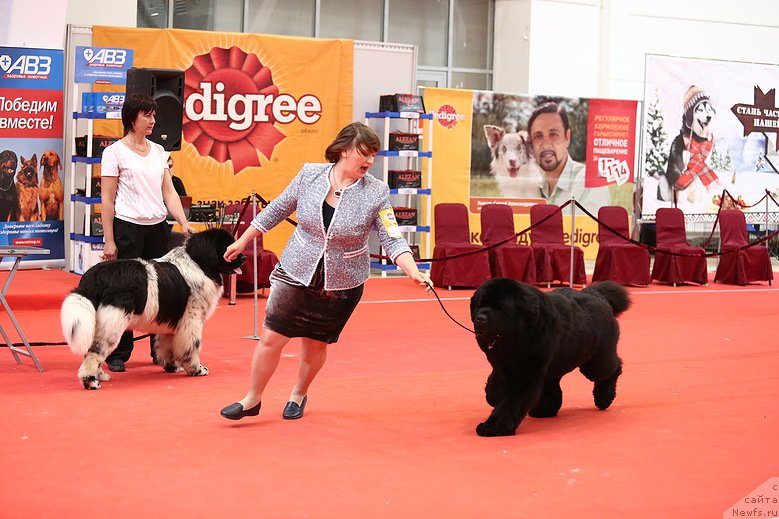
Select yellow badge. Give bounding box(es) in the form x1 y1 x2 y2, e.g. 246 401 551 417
379 208 402 238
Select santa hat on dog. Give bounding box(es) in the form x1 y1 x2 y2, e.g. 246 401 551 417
683 85 712 129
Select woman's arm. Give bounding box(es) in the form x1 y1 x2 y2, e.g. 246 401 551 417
394 250 433 292
100 176 119 260
162 168 196 234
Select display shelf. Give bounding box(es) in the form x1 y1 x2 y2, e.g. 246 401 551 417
72 111 122 119
70 233 104 243
71 156 101 164
365 109 433 276
70 194 100 204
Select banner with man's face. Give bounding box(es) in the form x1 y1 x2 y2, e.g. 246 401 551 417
426 88 638 258
92 26 354 255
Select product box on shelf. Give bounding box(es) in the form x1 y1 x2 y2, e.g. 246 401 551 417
90 212 103 236
409 244 420 261
81 92 125 113
75 135 120 157
389 169 422 189
388 132 419 151
73 241 104 275
393 207 417 226
379 94 426 113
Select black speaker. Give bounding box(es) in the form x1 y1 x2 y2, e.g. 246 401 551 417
125 67 184 151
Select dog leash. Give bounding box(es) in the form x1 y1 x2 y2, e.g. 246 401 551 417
425 281 475 335
0 333 153 348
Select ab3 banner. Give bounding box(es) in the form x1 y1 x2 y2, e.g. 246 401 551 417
0 46 65 267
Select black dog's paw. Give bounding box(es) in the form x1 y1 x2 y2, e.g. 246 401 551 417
476 421 516 437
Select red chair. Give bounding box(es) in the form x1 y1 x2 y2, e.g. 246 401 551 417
223 203 279 295
651 208 707 286
480 204 535 283
529 204 586 287
714 210 773 285
592 206 650 286
430 203 491 289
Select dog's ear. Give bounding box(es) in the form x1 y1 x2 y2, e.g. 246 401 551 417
483 125 505 151
185 229 223 283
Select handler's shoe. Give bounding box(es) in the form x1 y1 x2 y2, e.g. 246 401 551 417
106 359 126 372
282 396 307 420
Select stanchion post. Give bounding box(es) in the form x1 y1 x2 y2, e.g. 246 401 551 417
569 197 576 287
766 189 770 252
242 191 262 340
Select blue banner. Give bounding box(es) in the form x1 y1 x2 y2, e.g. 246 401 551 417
0 47 63 90
75 46 133 84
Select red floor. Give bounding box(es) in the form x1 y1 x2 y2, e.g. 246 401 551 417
1 271 777 518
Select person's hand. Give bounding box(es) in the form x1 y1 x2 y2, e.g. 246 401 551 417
101 240 118 261
224 239 245 262
181 222 198 235
411 270 433 294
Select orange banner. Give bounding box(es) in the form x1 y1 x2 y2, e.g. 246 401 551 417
92 26 354 255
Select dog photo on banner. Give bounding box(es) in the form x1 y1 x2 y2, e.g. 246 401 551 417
641 54 779 220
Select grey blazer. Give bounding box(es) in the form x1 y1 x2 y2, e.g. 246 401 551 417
251 163 412 290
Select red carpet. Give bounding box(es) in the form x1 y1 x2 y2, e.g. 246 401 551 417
0 271 777 518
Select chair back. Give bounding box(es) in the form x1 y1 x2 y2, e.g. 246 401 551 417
718 210 748 248
434 203 471 245
655 208 689 247
597 206 630 246
480 204 516 246
530 204 564 245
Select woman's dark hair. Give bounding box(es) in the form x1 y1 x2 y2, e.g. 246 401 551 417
324 122 381 163
121 93 158 135
527 102 570 135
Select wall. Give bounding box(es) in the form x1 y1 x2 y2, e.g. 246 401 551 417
493 0 779 100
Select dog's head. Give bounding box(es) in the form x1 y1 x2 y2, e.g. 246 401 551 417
17 154 38 188
40 150 61 175
470 278 543 356
0 150 17 181
682 86 715 139
483 125 531 178
185 228 246 284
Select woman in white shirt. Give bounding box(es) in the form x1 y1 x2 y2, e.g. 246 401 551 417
100 93 197 373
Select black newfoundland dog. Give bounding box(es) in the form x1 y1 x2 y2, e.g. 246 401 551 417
61 228 246 389
470 278 631 437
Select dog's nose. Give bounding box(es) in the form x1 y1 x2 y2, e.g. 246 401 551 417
474 315 488 327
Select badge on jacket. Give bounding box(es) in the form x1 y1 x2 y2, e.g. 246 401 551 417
379 208 402 238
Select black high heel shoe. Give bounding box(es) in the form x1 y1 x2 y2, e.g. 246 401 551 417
220 401 261 420
282 396 307 420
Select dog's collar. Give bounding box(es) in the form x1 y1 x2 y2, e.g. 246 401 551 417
486 334 502 350
0 174 13 192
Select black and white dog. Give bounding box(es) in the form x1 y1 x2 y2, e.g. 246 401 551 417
61 228 246 389
483 125 541 199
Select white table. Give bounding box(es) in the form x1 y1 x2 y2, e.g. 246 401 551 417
0 246 50 372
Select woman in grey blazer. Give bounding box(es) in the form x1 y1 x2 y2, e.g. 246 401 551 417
221 122 431 421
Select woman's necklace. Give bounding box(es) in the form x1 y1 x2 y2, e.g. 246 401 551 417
125 137 149 154
331 167 347 198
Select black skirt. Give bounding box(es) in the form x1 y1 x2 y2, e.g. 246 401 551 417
263 261 364 344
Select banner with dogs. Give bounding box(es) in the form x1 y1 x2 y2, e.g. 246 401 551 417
641 54 779 221
91 26 354 256
0 46 65 268
425 87 638 259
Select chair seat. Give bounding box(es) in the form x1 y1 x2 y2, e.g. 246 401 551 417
651 208 708 286
532 243 586 285
490 244 536 283
430 243 491 288
593 244 650 286
714 245 773 285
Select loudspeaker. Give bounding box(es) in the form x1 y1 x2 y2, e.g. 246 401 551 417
125 67 184 151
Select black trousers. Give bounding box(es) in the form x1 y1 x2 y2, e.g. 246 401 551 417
105 219 171 364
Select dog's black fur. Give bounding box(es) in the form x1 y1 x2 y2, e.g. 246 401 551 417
470 278 630 437
0 150 19 221
61 228 246 389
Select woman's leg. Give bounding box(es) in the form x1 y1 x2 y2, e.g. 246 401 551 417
288 338 328 404
237 327 292 409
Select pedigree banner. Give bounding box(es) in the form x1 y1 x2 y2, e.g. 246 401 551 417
0 46 65 268
92 26 353 255
425 87 637 258
641 55 779 222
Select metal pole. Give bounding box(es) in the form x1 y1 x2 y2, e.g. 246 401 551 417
242 191 262 340
569 197 576 287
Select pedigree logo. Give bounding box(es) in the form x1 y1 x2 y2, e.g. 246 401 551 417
434 104 465 129
183 46 323 174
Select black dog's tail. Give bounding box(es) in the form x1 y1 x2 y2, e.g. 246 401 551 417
586 281 631 316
